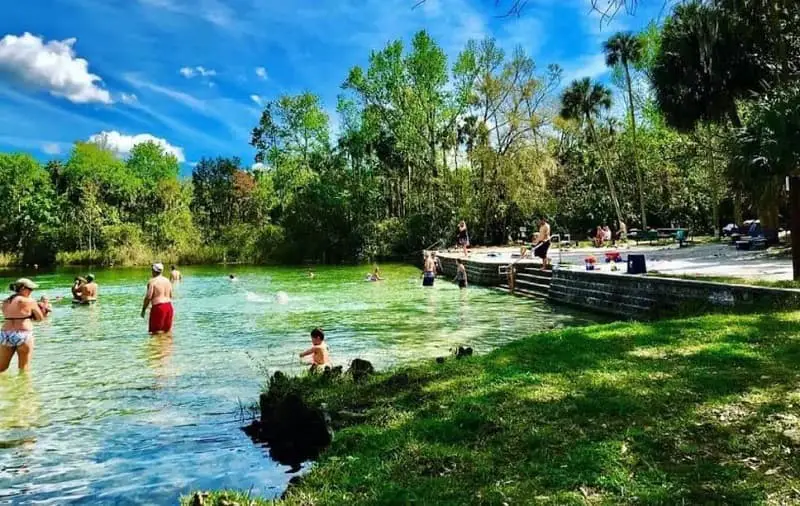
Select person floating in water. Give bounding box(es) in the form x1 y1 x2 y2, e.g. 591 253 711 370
422 252 436 287
308 271 315 279
299 328 330 369
38 296 52 316
170 265 182 283
1 279 44 373
141 263 174 335
455 259 468 289
366 266 384 282
78 274 98 303
228 274 237 281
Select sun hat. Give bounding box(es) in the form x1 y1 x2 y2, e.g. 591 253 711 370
12 278 38 291
152 263 164 273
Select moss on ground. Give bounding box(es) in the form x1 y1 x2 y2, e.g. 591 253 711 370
184 312 800 505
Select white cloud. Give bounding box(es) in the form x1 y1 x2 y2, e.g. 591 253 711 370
120 92 138 104
124 73 207 111
88 130 186 162
255 67 268 80
250 94 264 106
251 162 268 171
179 65 217 78
41 142 63 155
0 32 112 104
561 53 609 84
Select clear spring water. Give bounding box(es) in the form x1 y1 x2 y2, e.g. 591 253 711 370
0 264 599 505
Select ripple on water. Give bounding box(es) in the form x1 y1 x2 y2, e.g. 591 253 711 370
0 264 599 504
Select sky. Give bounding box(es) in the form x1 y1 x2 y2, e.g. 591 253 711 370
0 0 665 173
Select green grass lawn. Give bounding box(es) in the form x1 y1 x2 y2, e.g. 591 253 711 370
648 272 800 290
184 312 800 505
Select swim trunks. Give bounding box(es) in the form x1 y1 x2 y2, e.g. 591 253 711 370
149 302 174 334
458 280 466 289
533 240 551 259
0 330 32 348
423 272 435 287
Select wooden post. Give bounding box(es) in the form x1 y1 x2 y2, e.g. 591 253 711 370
791 176 800 280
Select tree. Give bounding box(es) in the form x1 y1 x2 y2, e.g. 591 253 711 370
0 153 59 264
560 78 624 228
604 31 647 229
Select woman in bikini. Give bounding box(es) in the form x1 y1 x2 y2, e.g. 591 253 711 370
1 278 44 373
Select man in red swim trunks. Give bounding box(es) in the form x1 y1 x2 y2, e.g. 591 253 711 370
141 263 174 334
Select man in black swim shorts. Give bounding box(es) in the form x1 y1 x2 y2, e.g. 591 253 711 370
532 217 551 270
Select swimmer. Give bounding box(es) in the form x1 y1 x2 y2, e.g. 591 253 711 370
371 266 384 281
1 279 44 372
308 271 315 279
141 263 174 334
299 328 330 369
228 274 237 281
38 296 52 316
454 258 468 289
170 265 182 283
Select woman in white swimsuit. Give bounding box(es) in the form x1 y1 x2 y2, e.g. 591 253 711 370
1 278 44 373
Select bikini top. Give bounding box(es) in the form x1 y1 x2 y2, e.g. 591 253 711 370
3 294 33 321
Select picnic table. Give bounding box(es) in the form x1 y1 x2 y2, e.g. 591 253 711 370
629 228 692 246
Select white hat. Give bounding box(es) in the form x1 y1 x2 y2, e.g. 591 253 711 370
152 263 164 273
13 278 38 290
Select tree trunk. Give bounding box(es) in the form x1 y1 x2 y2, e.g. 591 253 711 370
733 189 743 225
791 176 800 280
624 63 647 230
588 117 624 229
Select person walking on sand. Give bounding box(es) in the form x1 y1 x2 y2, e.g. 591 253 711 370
531 217 551 270
1 279 44 372
141 263 174 335
457 220 470 257
169 265 182 283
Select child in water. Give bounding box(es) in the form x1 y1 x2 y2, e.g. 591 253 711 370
38 296 52 316
455 259 468 289
299 328 330 369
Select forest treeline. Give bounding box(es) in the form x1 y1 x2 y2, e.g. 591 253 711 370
1 0 797 267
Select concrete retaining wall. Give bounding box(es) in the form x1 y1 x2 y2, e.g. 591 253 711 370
436 256 505 286
550 269 800 319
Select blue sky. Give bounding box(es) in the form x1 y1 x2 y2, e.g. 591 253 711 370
0 0 663 173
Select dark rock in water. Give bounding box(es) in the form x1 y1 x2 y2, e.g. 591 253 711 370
322 365 343 380
190 492 209 506
247 371 333 470
349 358 375 382
436 356 445 364
456 346 473 359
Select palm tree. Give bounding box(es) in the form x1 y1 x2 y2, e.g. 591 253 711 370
604 31 646 230
560 78 624 228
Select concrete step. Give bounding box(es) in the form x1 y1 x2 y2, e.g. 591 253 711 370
516 272 553 284
497 284 550 299
516 267 553 278
514 279 551 292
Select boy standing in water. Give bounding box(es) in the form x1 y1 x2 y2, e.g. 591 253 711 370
455 259 468 289
299 328 330 368
141 263 174 334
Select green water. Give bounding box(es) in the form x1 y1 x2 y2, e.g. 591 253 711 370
0 264 598 505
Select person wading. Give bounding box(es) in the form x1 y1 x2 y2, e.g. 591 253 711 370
1 279 44 372
80 274 98 303
141 263 174 334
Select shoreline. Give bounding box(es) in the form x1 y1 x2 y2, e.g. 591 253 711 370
183 310 800 505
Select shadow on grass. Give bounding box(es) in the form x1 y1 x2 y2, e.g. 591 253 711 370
236 312 800 505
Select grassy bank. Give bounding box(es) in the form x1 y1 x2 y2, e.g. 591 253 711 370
649 272 800 290
185 312 800 505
